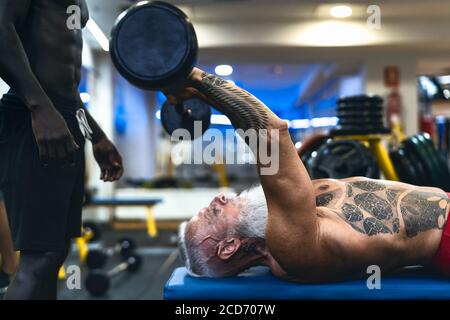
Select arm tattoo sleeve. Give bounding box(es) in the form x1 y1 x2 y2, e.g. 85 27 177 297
194 72 269 131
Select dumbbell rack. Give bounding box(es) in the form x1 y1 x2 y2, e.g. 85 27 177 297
329 95 399 181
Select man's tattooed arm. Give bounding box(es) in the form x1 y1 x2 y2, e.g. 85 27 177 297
190 68 318 231
192 71 281 131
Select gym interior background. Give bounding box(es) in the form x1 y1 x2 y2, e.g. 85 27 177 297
2 0 450 299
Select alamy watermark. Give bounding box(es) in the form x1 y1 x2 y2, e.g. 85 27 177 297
65 265 81 290
66 5 82 30
367 5 381 30
366 265 381 290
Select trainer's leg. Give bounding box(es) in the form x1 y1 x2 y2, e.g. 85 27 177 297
4 243 70 300
0 199 18 275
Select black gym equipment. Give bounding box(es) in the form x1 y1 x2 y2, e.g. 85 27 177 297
306 140 380 179
110 1 197 90
332 95 390 135
86 238 137 270
298 134 331 164
86 254 143 296
110 1 214 139
161 98 211 139
390 133 450 189
81 222 102 242
389 146 426 186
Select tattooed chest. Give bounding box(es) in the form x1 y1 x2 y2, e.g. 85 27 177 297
315 180 449 238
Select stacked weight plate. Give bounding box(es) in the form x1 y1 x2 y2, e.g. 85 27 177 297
331 95 390 135
390 133 450 190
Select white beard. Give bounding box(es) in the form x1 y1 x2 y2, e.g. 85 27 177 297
227 185 268 239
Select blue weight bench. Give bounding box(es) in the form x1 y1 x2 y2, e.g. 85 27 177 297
164 267 450 300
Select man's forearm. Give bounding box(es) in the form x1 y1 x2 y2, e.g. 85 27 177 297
192 71 285 132
0 24 51 111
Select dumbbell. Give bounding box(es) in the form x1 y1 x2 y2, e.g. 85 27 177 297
86 238 136 270
110 1 211 139
86 254 143 296
82 221 102 242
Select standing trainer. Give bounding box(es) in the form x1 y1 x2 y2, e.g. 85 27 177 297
0 0 123 299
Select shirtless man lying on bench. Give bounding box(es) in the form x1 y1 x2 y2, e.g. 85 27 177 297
172 67 450 282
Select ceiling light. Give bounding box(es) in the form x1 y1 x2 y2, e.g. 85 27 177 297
215 65 233 76
330 5 352 18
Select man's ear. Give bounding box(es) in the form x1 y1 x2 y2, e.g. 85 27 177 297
217 238 241 260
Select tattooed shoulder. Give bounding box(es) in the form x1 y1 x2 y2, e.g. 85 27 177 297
350 180 386 192
399 191 449 237
316 193 333 207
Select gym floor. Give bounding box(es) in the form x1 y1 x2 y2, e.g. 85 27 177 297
58 229 183 300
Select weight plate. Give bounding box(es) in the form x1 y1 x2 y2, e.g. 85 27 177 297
298 135 331 164
337 111 383 118
338 120 384 126
389 147 423 185
405 145 429 186
82 222 102 242
110 1 198 89
330 127 391 136
403 134 441 188
307 140 380 179
417 133 450 190
161 98 211 139
338 94 383 104
337 107 383 114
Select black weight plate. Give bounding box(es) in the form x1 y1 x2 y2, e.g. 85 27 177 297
389 147 422 185
110 1 198 89
338 94 383 104
419 132 450 190
307 140 380 179
300 136 331 164
338 116 383 122
338 120 384 126
337 124 388 131
403 135 440 188
82 222 102 242
404 145 429 186
338 111 383 118
330 127 391 136
337 105 383 112
161 98 211 139
417 133 450 190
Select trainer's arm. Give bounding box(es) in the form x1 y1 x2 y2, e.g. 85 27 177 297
190 68 317 226
0 0 51 110
78 101 107 144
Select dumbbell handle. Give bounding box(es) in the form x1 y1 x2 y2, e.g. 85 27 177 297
175 103 192 118
106 256 138 278
104 243 123 256
107 260 129 278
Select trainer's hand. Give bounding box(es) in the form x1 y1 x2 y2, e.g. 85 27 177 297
93 137 124 182
31 100 80 166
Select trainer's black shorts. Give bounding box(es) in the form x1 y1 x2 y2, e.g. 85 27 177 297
0 90 86 251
